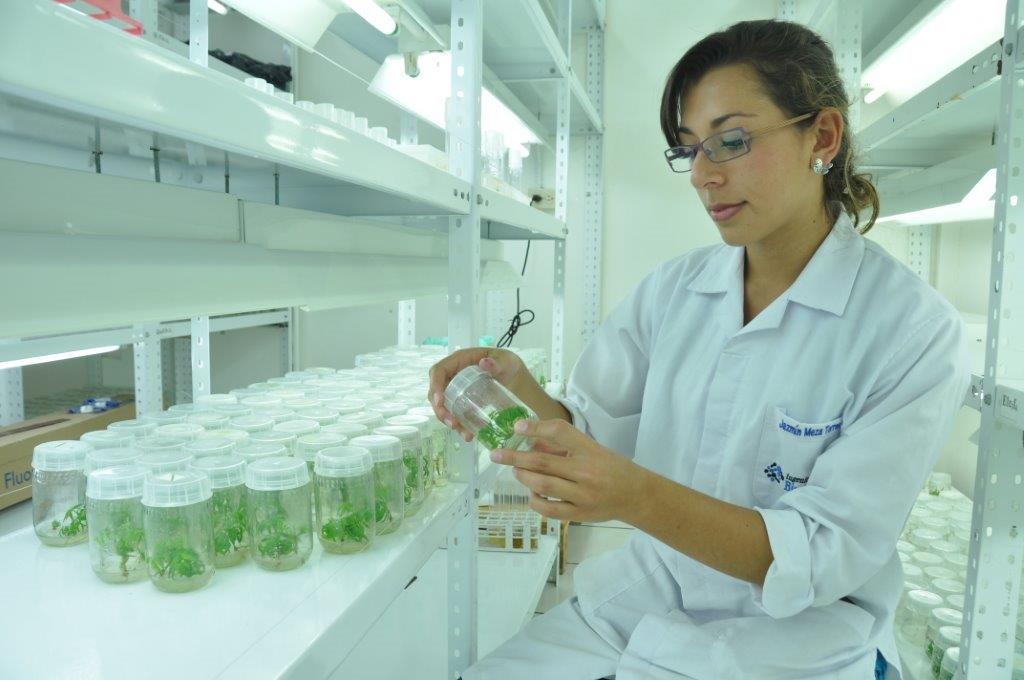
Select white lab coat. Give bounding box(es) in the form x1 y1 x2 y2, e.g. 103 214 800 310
464 212 971 680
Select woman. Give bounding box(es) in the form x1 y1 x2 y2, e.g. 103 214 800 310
430 19 969 680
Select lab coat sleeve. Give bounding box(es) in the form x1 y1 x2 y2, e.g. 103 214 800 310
751 311 970 618
556 267 662 459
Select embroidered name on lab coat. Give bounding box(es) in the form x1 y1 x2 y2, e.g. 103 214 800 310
776 415 842 438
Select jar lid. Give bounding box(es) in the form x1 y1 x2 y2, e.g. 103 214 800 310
235 442 288 462
33 440 91 471
912 551 944 566
938 626 961 645
315 446 373 477
933 579 966 595
903 580 924 593
273 419 320 436
912 528 944 542
246 456 310 491
154 423 205 440
909 506 929 518
316 389 349 401
321 422 370 438
367 402 411 419
107 419 158 437
296 407 338 420
230 387 266 399
142 470 212 507
305 366 336 376
230 414 275 433
184 438 237 457
406 407 444 431
925 565 957 581
85 447 142 474
240 395 283 410
931 607 964 626
945 553 969 568
374 425 420 447
286 370 318 380
248 430 297 448
136 436 189 454
141 411 187 426
271 389 306 401
213 403 252 417
282 398 322 411
896 539 914 553
902 563 924 578
167 403 207 414
386 414 429 434
941 647 960 670
295 433 348 461
190 454 246 488
194 393 238 409
907 589 943 608
349 434 401 463
340 412 385 428
138 450 194 474
198 428 250 445
87 464 148 500
81 429 134 448
444 365 488 407
187 411 230 429
932 540 961 554
323 399 366 414
920 516 948 531
259 407 296 423
946 593 965 610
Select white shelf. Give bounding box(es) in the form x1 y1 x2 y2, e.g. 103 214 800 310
481 188 567 240
477 533 559 657
0 482 470 680
2 1 471 219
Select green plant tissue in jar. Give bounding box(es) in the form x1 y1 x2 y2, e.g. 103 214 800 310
314 446 376 554
246 456 313 571
349 435 405 535
86 464 148 583
190 454 249 568
142 471 216 593
443 366 537 451
373 425 424 517
386 414 435 495
32 441 91 547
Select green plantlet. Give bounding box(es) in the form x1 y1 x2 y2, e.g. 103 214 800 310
97 511 145 579
403 454 418 504
477 406 530 450
251 493 303 561
320 503 373 545
374 484 392 525
51 503 87 538
211 489 247 558
149 536 205 580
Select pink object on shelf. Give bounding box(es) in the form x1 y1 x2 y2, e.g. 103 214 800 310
54 0 144 36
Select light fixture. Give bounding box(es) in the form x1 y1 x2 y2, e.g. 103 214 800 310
0 346 120 371
861 0 1003 103
340 0 397 36
207 0 229 15
863 88 886 105
369 51 542 148
875 200 994 227
962 168 997 204
220 0 340 52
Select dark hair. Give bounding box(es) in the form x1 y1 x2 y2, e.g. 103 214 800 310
660 20 879 233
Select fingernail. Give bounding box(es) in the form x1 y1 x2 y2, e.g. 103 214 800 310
514 420 527 434
489 451 502 462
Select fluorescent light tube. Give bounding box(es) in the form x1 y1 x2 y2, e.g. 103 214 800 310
875 201 994 227
0 346 120 371
864 87 886 104
341 0 397 35
207 0 229 15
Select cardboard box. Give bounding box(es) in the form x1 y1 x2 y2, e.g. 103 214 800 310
0 405 136 511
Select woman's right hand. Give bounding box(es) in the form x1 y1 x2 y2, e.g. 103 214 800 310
427 347 527 442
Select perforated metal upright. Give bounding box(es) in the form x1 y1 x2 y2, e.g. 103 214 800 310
132 323 163 416
191 316 212 401
446 1 482 676
581 26 605 344
961 1 1024 677
0 368 24 426
550 0 572 388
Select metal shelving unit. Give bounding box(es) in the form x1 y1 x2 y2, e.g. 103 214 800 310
0 1 604 679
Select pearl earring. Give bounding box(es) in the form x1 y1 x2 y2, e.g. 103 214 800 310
812 158 834 175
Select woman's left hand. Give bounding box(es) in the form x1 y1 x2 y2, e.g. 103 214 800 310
489 418 651 523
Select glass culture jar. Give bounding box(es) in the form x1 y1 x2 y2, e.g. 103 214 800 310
142 471 216 593
350 434 404 535
902 589 944 646
314 446 376 554
443 366 537 451
138 450 194 475
107 419 157 440
190 454 249 568
387 415 434 493
926 608 963 662
32 441 91 546
406 406 449 487
246 457 314 571
249 429 298 455
374 425 424 516
938 647 960 680
86 464 148 583
81 429 133 450
930 627 961 679
85 447 143 474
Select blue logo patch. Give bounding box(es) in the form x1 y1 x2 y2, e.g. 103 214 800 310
763 461 808 492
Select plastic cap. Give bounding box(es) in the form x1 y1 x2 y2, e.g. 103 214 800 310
213 404 252 417
187 411 230 429
259 407 296 423
282 398 322 410
325 399 367 414
135 436 189 454
230 415 275 433
245 456 310 491
933 579 966 595
248 430 297 448
198 428 250 445
230 387 266 399
168 403 206 414
941 647 960 670
406 407 444 431
235 442 288 462
138 450 194 475
349 435 402 463
87 464 148 500
367 402 411 420
296 407 338 423
315 446 373 477
107 419 158 437
195 393 238 408
339 412 384 428
295 433 348 461
444 365 488 409
938 626 961 646
902 563 923 578
184 438 237 458
907 589 944 609
154 423 205 440
946 593 965 610
912 551 943 565
33 440 91 471
273 419 319 436
931 608 964 626
321 422 370 438
386 414 429 435
240 395 283 410
81 430 134 449
374 425 420 447
189 454 246 489
271 389 306 401
142 470 212 507
85 447 143 474
141 411 187 425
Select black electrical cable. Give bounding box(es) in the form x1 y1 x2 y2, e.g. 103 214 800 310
496 240 535 348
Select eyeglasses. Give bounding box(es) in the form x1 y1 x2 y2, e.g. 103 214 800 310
664 112 816 173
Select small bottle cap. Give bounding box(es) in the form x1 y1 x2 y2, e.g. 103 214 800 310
187 411 230 429
321 400 365 416
386 414 429 435
154 423 205 441
81 430 134 449
339 412 385 428
142 470 212 507
197 428 251 446
273 419 320 436
189 454 246 489
349 434 402 463
282 398 322 411
184 438 237 458
321 422 369 438
245 456 310 491
229 415 275 433
235 442 288 463
248 430 297 449
138 450 194 475
33 440 91 471
107 419 158 438
444 365 488 409
213 404 252 417
194 393 238 409
87 464 148 500
315 446 373 478
85 447 142 474
141 411 188 426
295 432 348 462
259 407 296 423
240 395 283 411
295 407 338 424
374 425 420 448
135 436 189 454
406 407 445 431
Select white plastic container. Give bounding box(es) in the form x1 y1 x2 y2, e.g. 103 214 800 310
902 563 924 582
911 528 944 551
195 393 237 410
943 552 969 579
86 464 148 583
926 608 963 662
240 395 283 411
387 414 434 492
184 438 237 459
314 446 376 554
443 366 537 451
374 425 425 516
911 550 944 571
235 442 288 464
141 411 187 426
349 434 404 535
931 578 966 599
322 422 370 439
407 406 449 487
155 423 205 441
186 411 229 430
246 457 314 571
296 407 339 426
32 441 91 546
85 446 142 474
107 419 157 439
138 450 194 475
901 589 944 645
190 454 249 568
939 647 960 680
931 626 961 678
230 414 275 434
142 471 215 593
946 593 965 612
919 515 949 537
81 430 134 450
273 419 320 439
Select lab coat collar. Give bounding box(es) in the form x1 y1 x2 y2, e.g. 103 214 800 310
686 212 864 319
